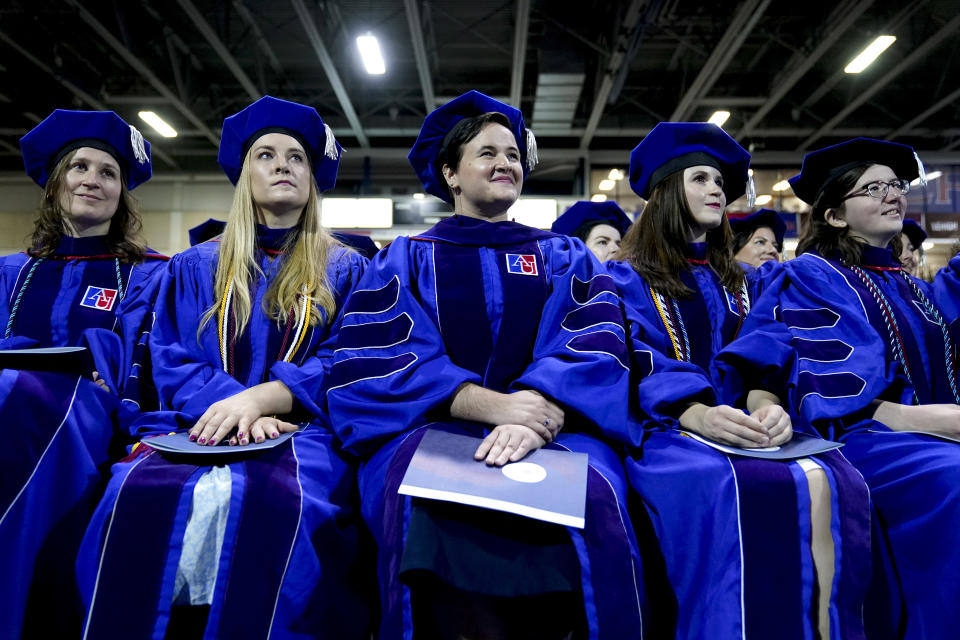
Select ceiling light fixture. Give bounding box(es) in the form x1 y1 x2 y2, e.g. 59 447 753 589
591 194 608 203
772 180 791 191
754 194 773 205
707 110 730 127
844 35 896 74
356 33 386 75
138 111 177 138
598 179 616 191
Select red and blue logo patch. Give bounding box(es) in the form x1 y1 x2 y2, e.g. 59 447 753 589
505 253 538 276
80 286 118 311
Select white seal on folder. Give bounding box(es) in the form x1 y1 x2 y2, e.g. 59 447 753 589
501 462 547 483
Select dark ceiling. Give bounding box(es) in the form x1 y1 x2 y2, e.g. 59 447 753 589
1 0 958 196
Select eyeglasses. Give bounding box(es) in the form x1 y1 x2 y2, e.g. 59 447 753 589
841 179 911 201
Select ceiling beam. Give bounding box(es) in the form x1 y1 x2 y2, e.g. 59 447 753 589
798 13 960 150
0 28 180 168
177 0 260 99
739 0 873 137
63 0 220 147
886 86 960 141
510 0 530 107
403 0 435 113
232 1 284 76
669 0 771 122
796 0 929 114
290 0 369 147
579 0 648 150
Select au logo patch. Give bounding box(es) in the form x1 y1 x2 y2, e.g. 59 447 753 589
505 253 538 276
80 286 118 311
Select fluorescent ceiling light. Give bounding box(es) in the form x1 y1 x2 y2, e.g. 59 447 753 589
922 241 935 250
598 179 616 191
911 170 943 186
321 198 393 228
707 110 730 127
356 34 386 75
844 35 896 74
138 111 177 138
772 180 791 191
608 168 624 181
754 194 773 205
412 192 425 200
591 194 608 203
784 239 799 252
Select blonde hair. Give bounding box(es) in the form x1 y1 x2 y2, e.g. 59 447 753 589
200 148 341 339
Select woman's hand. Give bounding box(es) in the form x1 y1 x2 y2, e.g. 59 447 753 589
680 403 771 448
876 402 960 438
91 371 111 394
474 424 547 466
451 384 564 441
750 403 793 446
189 381 294 446
228 416 300 445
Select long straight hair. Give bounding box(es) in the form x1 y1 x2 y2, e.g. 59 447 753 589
796 163 904 266
616 170 744 298
200 150 342 338
30 151 147 261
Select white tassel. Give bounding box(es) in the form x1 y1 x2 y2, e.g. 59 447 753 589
323 123 339 160
746 173 757 209
525 128 539 172
129 125 149 164
913 151 927 188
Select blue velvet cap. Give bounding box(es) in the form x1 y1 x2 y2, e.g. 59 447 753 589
408 90 534 203
788 137 919 206
729 208 786 248
551 201 632 238
19 109 152 189
901 219 927 247
218 95 342 190
629 122 750 201
333 232 379 259
188 218 227 246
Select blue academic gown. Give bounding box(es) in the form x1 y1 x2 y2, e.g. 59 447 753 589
0 236 167 638
76 228 372 640
607 244 871 640
716 245 960 640
326 215 644 640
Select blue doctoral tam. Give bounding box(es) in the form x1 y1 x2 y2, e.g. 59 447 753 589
901 219 927 248
332 233 379 259
409 90 536 203
551 201 632 238
728 208 786 247
188 218 227 246
788 137 919 206
629 122 750 202
218 95 342 190
20 110 152 189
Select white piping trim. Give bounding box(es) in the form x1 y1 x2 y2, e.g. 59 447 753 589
266 435 304 638
82 451 153 640
326 352 420 393
343 275 401 317
569 273 618 306
726 455 747 639
333 313 414 352
0 376 82 527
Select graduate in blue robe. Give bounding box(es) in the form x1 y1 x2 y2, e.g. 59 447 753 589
716 138 960 640
0 110 168 638
608 122 871 640
551 200 632 262
76 96 371 639
728 208 785 268
327 91 643 640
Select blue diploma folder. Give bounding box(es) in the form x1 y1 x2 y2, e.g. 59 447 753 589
143 430 297 454
679 430 843 459
397 428 589 528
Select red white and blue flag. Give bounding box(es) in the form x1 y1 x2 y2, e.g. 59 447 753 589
80 286 118 311
505 253 538 276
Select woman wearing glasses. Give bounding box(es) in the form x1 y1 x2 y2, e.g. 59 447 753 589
716 138 960 639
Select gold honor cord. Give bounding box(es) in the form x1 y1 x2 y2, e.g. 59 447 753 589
650 286 686 362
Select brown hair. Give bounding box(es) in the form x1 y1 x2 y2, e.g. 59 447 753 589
436 111 513 202
796 163 904 266
616 170 744 298
30 151 147 262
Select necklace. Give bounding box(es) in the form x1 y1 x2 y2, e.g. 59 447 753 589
4 256 125 339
